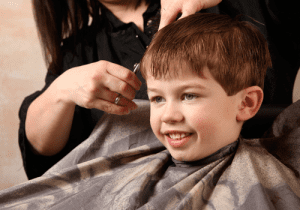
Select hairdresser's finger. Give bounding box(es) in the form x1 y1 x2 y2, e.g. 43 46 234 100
159 2 182 30
179 0 223 20
179 1 199 20
92 98 138 115
159 0 222 30
105 62 142 91
204 0 223 9
114 96 138 110
102 73 137 100
95 88 136 109
93 88 120 104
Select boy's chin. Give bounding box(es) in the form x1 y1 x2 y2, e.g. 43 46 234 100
170 152 201 162
169 147 215 162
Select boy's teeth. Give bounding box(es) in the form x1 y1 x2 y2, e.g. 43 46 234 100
169 133 190 140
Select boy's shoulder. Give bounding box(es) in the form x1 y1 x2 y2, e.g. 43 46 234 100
237 100 300 178
213 136 300 208
260 100 300 177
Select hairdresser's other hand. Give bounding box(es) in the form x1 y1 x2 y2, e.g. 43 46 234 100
53 60 141 115
159 0 222 30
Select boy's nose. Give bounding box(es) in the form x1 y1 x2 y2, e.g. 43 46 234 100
161 102 184 123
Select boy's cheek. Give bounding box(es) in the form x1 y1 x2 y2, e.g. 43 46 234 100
193 115 218 140
150 114 160 136
150 118 166 144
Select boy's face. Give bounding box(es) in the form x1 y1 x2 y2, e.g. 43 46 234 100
146 65 243 161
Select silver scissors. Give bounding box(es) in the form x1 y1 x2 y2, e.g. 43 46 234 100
114 63 140 105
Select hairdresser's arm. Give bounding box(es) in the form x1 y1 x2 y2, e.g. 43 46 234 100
25 61 141 156
159 0 222 30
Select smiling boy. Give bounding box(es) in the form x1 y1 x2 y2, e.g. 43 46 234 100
2 12 299 210
140 13 272 161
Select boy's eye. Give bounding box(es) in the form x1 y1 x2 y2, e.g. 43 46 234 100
183 94 197 101
151 96 165 103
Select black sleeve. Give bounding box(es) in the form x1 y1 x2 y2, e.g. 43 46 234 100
18 71 103 179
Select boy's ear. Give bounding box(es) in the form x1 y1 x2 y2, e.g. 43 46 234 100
236 86 264 122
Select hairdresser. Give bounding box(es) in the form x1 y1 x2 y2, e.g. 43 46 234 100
19 0 222 179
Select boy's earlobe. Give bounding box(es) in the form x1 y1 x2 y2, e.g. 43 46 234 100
236 86 264 122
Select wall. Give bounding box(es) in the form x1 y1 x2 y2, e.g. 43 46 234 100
0 0 46 190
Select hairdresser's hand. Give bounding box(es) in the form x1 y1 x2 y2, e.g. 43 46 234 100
159 0 222 30
54 60 141 115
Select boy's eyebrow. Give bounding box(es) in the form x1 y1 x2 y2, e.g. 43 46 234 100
179 84 207 90
147 83 207 92
147 87 158 93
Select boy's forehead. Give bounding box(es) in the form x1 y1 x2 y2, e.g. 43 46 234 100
144 61 207 81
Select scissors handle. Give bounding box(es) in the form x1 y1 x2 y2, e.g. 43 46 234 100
133 63 140 74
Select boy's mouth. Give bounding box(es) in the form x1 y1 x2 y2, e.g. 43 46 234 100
164 132 192 148
167 133 192 140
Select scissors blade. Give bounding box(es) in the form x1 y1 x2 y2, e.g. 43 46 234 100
133 63 140 74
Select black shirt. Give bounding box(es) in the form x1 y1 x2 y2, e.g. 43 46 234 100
19 0 161 179
19 0 300 179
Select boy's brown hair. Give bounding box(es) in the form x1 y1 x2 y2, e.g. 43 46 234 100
140 13 272 96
